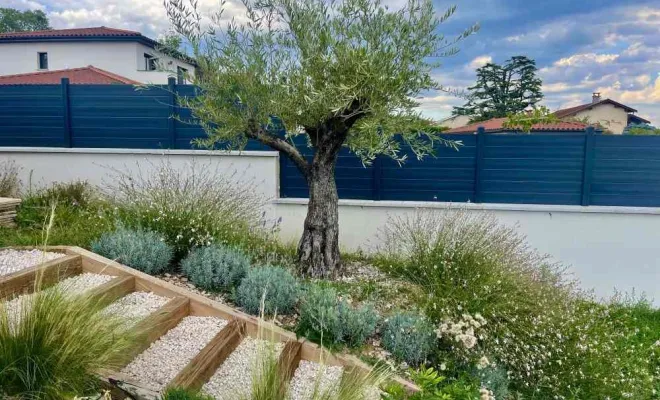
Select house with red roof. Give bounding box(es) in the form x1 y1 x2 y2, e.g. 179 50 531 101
446 117 591 134
0 27 195 85
446 93 651 135
552 93 650 134
0 66 139 85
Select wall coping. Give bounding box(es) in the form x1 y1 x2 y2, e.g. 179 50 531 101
0 147 279 157
274 198 660 215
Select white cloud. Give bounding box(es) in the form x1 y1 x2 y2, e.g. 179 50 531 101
468 55 492 69
597 75 660 104
44 0 246 39
554 53 619 67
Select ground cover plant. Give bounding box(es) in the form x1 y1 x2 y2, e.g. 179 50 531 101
92 226 174 274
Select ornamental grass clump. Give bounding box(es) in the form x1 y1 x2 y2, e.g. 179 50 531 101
92 226 173 274
103 158 266 261
181 244 250 292
298 284 379 348
236 266 299 316
381 312 436 367
0 159 20 197
0 284 138 399
376 209 658 398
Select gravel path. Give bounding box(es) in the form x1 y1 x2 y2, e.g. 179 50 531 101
203 337 285 400
2 273 114 323
121 316 228 390
0 249 65 277
103 292 170 325
287 361 344 400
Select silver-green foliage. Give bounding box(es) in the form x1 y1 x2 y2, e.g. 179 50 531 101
91 227 173 274
298 284 379 348
166 0 478 163
381 312 435 366
181 244 250 292
236 266 299 316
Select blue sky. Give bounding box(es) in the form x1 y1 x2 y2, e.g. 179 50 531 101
6 0 660 124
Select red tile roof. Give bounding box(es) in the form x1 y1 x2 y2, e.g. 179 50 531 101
0 66 139 85
554 98 637 118
0 26 141 39
446 117 590 134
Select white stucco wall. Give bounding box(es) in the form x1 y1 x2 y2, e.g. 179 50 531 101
1 147 658 305
573 103 629 134
0 41 195 84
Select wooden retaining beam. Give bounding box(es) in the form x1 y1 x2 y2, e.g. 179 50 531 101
117 296 190 370
85 275 135 307
277 341 303 388
0 254 82 299
169 319 246 390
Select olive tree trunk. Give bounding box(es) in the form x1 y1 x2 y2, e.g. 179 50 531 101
297 156 341 278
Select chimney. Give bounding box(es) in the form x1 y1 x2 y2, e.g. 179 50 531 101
592 92 601 103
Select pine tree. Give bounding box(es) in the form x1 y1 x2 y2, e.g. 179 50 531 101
453 56 542 122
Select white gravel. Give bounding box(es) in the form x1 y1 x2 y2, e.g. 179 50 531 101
287 361 344 400
1 273 115 324
103 291 170 326
0 249 66 277
121 316 228 390
203 337 285 400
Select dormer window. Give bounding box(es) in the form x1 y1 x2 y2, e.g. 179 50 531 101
144 53 158 71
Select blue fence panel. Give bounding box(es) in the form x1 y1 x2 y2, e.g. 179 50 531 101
479 133 585 205
4 82 660 207
591 135 660 206
0 85 65 146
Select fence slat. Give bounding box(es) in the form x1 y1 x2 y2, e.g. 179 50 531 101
581 127 596 206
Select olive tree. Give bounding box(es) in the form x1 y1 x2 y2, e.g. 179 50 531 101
165 0 477 278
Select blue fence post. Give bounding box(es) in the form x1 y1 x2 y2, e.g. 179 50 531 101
167 77 177 149
473 126 486 203
279 153 288 198
372 156 383 200
581 126 596 206
61 78 72 147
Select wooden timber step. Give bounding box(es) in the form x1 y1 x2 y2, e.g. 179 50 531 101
277 341 303 388
117 296 190 369
85 275 135 307
0 254 82 299
168 319 246 390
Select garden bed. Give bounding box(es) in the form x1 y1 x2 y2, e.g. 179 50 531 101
0 248 65 277
0 245 417 398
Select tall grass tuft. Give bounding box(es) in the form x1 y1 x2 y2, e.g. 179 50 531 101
0 285 138 399
0 159 20 197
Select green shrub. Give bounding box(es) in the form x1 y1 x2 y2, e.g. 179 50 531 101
91 227 173 274
381 312 435 366
298 284 378 348
236 266 299 316
339 301 379 348
181 244 250 292
103 159 265 261
0 285 137 399
375 209 657 398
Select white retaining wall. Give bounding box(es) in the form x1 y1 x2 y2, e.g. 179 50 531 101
1 147 658 304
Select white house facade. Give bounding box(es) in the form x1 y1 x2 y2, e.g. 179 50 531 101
0 27 195 84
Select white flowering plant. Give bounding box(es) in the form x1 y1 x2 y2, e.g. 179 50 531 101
102 159 268 262
376 209 659 399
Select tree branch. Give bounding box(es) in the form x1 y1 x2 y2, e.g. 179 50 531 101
246 120 310 179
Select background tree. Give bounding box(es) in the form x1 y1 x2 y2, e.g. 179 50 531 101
453 56 542 122
157 29 184 54
166 0 477 277
624 123 660 135
0 8 50 33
